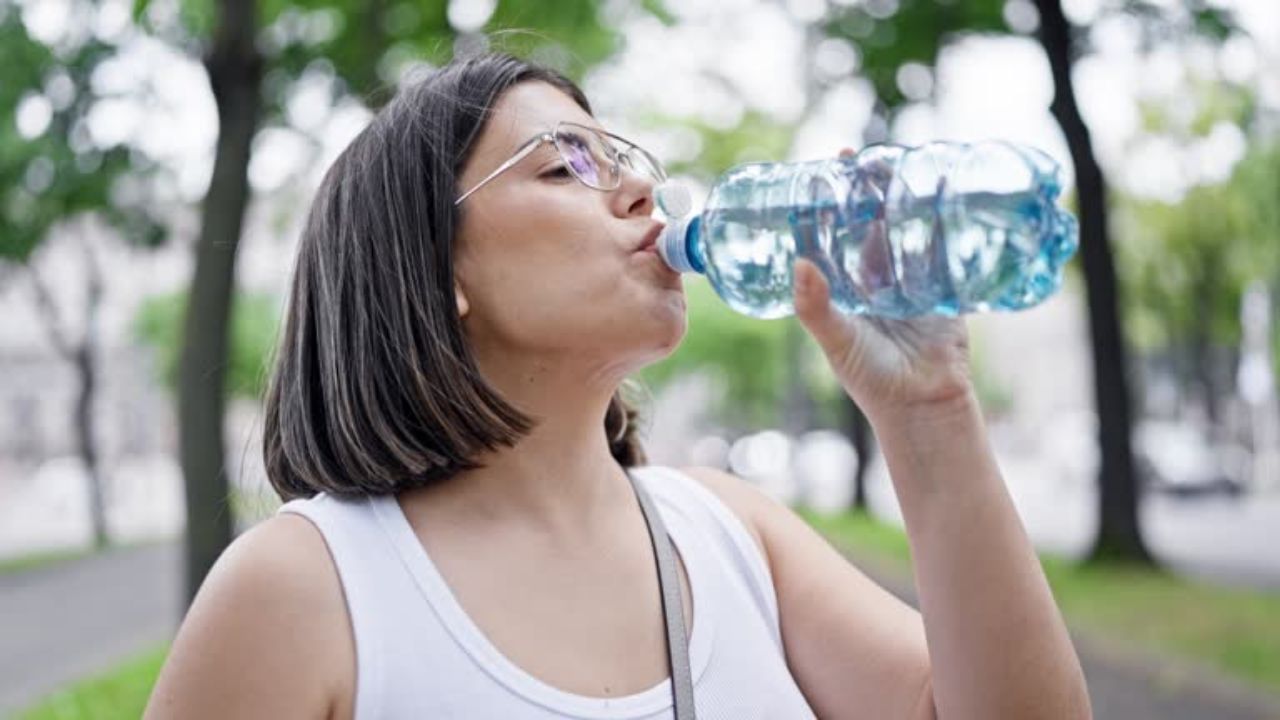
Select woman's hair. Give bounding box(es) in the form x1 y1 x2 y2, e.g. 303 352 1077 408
263 52 646 501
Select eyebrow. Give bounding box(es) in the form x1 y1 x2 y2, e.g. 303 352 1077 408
502 122 608 173
510 121 610 154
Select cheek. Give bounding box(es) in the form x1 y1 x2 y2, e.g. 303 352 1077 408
461 236 618 345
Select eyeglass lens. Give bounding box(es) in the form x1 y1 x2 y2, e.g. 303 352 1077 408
620 146 663 183
554 127 619 189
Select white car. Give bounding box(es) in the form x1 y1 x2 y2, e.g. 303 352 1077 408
1134 420 1247 497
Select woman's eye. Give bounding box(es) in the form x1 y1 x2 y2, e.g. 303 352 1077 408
543 166 574 179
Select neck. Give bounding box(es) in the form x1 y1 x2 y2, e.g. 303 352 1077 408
407 350 640 539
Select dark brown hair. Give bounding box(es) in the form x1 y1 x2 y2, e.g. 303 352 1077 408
263 52 645 501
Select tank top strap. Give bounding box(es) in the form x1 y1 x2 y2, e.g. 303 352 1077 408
277 494 389 720
628 466 783 651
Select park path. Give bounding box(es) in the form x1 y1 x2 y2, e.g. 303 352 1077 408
0 542 179 716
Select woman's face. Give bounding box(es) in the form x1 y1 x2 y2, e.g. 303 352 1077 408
453 81 687 380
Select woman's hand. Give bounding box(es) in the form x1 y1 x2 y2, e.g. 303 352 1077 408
793 258 973 424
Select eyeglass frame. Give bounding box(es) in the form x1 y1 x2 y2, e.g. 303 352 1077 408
454 121 669 206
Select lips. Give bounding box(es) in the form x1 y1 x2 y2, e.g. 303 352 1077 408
634 223 664 253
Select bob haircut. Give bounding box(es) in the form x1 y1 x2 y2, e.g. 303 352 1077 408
263 52 646 502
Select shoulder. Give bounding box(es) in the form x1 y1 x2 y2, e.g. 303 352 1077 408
145 512 354 719
210 511 349 613
675 465 775 563
197 511 348 626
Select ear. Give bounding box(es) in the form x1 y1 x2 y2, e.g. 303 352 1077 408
454 281 470 318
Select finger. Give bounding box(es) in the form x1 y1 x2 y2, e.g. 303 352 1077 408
793 258 856 359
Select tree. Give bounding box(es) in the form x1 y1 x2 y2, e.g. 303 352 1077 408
0 3 166 549
25 231 109 548
1032 0 1150 562
1034 0 1241 562
1117 137 1280 431
169 0 265 609
814 0 1242 564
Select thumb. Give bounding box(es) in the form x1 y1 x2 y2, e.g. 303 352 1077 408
793 258 856 360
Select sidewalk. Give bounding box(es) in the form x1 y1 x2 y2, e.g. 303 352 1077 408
0 542 179 715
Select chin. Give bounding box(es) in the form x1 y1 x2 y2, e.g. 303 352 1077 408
618 313 687 372
652 311 689 358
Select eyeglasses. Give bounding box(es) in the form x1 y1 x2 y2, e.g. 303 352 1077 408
455 121 668 205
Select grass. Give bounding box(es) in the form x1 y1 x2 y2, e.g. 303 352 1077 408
17 644 168 720
0 548 95 576
0 540 173 578
800 507 1280 696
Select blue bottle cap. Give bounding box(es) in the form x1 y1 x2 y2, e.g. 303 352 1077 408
657 215 698 273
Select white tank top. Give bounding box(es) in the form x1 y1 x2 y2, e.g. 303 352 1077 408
277 464 817 719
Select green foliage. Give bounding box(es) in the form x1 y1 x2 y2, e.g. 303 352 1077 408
0 547 94 575
660 110 796 181
134 0 623 116
135 291 282 400
486 1 619 79
629 107 802 427
639 277 792 429
1116 184 1242 350
1231 141 1280 382
18 644 167 720
1115 140 1280 354
1137 73 1256 139
822 0 1007 110
637 0 677 27
969 333 1014 417
1118 0 1239 47
1229 140 1280 271
0 6 166 262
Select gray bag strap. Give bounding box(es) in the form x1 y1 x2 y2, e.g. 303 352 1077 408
627 470 696 719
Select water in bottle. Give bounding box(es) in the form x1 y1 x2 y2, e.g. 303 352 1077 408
656 141 1079 319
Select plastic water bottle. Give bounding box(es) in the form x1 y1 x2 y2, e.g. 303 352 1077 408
656 141 1079 319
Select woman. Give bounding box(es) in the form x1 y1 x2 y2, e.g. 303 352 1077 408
146 53 1090 719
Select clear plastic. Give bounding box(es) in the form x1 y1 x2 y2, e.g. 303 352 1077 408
657 141 1079 319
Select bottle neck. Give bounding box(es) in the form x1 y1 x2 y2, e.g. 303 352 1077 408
657 215 706 275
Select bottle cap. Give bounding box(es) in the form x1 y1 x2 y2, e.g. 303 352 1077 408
657 216 697 273
655 182 692 218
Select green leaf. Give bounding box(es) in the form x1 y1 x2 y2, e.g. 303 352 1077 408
639 0 678 27
134 291 282 400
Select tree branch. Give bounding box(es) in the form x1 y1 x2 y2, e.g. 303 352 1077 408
25 261 78 361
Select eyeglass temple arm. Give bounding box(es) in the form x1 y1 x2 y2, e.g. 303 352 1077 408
454 134 551 206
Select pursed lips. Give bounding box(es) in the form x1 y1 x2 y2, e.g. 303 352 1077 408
633 223 664 253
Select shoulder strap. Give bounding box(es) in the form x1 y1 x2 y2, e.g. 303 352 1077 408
627 469 697 719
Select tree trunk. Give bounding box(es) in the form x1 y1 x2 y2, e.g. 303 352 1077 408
78 239 107 549
1189 248 1222 434
783 322 815 436
178 0 263 606
74 343 107 549
26 239 109 549
1034 0 1153 564
842 395 871 511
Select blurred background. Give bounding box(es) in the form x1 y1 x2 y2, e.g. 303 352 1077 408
1 0 1278 717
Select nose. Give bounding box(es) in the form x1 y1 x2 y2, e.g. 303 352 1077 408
612 164 658 218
